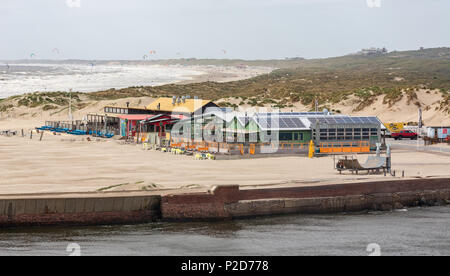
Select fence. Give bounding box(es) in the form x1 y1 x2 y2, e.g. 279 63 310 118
169 138 310 155
319 141 371 154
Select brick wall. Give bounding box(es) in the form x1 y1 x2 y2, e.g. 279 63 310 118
161 178 450 220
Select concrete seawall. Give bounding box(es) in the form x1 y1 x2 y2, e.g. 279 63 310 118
0 195 161 227
0 178 449 227
161 178 450 220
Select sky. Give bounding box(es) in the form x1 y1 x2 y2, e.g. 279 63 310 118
1 0 449 60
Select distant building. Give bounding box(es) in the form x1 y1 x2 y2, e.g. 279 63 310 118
355 47 388 56
284 57 305 60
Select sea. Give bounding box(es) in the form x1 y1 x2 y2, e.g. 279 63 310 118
0 206 448 256
0 61 205 99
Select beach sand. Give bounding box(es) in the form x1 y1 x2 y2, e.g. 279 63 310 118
1 121 449 195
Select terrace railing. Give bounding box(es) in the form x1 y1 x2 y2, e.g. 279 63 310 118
319 141 371 154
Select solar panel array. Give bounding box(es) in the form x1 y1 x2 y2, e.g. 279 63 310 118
307 116 380 125
256 112 326 117
256 117 306 130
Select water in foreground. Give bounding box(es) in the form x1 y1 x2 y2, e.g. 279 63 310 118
0 206 448 256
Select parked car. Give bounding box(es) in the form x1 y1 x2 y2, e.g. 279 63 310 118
392 130 418 140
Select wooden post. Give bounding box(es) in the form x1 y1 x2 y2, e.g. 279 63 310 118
104 115 108 136
21 129 24 137
40 131 44 141
30 130 33 139
137 123 141 144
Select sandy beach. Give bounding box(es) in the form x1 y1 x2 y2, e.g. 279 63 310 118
1 121 449 195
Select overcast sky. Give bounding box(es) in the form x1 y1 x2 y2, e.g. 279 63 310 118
1 0 449 60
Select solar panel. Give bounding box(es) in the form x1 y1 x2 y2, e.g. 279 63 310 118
361 117 371 123
335 117 346 124
255 116 306 129
369 117 381 124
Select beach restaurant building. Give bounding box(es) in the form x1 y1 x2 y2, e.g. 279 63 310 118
101 97 218 138
171 110 382 153
104 96 218 117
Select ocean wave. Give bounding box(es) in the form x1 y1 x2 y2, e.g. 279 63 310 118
0 63 205 98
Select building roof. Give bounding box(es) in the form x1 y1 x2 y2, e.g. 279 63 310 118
118 115 155 121
146 97 213 113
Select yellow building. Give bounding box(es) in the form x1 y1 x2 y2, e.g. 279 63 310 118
146 97 216 114
104 96 218 116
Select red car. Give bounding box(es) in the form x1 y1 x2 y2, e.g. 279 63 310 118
392 130 418 140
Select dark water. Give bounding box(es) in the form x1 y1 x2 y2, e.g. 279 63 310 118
0 206 448 256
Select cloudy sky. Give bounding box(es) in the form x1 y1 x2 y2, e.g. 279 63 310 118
1 0 449 60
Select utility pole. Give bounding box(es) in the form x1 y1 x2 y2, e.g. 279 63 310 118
69 88 73 124
418 108 423 129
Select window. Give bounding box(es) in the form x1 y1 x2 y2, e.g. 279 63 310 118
293 133 304 141
280 132 293 141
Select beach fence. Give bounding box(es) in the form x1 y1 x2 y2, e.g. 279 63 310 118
167 138 374 156
168 138 310 156
42 117 119 137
